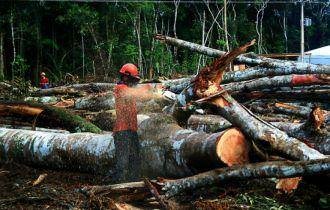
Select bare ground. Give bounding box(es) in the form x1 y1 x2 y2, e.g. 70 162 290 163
0 161 329 210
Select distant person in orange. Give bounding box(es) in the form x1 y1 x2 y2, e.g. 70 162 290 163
39 72 49 89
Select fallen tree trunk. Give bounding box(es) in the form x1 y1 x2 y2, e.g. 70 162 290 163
224 67 330 84
0 116 249 178
273 103 329 124
191 40 326 161
25 96 60 104
187 114 293 133
74 92 115 111
0 101 101 133
245 101 329 124
154 35 330 81
234 88 330 102
223 74 329 93
187 114 232 133
0 124 69 133
162 158 330 197
31 87 85 97
187 114 329 154
208 94 326 160
75 91 170 113
34 81 172 96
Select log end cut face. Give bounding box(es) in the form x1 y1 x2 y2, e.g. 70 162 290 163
216 128 249 166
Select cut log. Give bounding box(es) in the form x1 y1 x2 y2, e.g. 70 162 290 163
187 114 232 133
81 181 148 196
74 92 115 111
31 87 85 97
25 96 60 104
34 82 172 96
0 101 101 133
187 114 293 133
192 40 326 161
0 124 69 133
154 34 330 81
0 116 249 178
75 91 170 112
187 114 329 154
224 67 330 84
245 101 330 124
138 116 250 176
272 121 329 155
273 103 329 124
205 93 326 160
222 74 329 93
234 88 330 102
162 158 330 197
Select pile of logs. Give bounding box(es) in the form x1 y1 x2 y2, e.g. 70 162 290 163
0 35 329 205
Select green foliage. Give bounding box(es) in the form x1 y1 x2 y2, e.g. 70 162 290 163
319 196 330 209
0 2 329 84
11 55 29 78
57 4 98 35
216 39 227 49
8 77 31 100
236 193 292 210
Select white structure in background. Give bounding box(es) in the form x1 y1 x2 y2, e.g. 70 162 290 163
298 46 330 65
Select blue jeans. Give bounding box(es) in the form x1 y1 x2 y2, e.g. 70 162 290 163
41 84 49 89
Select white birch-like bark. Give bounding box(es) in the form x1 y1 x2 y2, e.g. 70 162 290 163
163 159 330 197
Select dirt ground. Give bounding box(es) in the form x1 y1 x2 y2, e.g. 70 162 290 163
0 161 329 210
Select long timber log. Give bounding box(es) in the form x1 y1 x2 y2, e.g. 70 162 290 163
223 74 329 93
191 40 326 161
0 101 101 133
246 102 330 124
154 35 330 82
162 158 330 197
234 88 330 102
187 114 329 154
0 116 249 178
34 81 176 96
74 91 170 113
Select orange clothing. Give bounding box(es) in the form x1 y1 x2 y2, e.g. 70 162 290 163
113 84 138 132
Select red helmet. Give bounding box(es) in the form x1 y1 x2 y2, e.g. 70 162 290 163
119 63 140 79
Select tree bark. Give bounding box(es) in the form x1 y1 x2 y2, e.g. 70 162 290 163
164 71 330 94
187 114 232 133
33 81 175 96
222 74 329 93
192 40 326 161
209 92 326 160
246 101 329 124
32 87 85 97
154 35 330 83
187 114 329 154
74 91 169 113
234 88 330 102
0 124 69 133
223 66 330 84
271 121 329 155
0 117 249 178
0 101 101 133
162 158 330 197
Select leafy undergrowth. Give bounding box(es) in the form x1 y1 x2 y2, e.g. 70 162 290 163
0 161 329 209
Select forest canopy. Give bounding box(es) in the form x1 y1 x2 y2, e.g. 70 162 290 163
0 0 329 85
